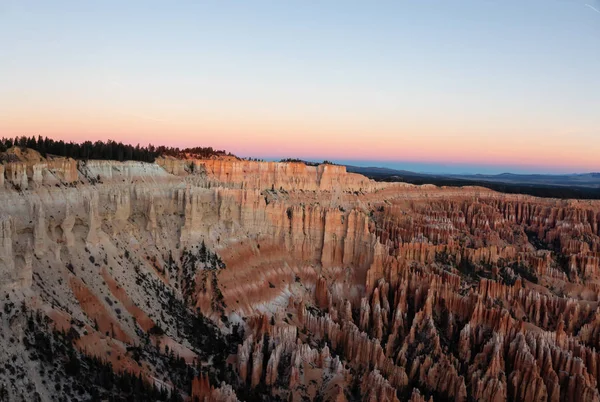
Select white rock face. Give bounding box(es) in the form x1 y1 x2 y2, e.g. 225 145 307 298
0 160 179 289
81 160 170 181
0 217 14 285
0 158 387 293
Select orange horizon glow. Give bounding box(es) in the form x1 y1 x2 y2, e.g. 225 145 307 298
2 109 598 173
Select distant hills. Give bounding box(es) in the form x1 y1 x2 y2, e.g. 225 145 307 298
449 172 600 188
345 165 600 199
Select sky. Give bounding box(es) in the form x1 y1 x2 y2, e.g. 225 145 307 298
1 0 599 174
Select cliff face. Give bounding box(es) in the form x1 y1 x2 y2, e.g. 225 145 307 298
183 158 386 192
2 154 600 401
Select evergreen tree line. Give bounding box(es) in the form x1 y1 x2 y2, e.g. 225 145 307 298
0 135 234 163
279 158 337 166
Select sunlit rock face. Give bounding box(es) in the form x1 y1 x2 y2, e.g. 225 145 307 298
2 152 600 401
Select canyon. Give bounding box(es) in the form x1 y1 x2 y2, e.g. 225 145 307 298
2 148 600 401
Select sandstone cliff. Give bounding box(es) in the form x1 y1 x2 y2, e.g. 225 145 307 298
2 153 600 401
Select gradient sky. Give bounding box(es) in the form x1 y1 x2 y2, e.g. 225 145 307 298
1 0 599 174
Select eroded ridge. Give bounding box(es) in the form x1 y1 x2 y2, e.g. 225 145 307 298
2 149 600 401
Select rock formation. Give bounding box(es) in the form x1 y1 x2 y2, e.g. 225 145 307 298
2 149 600 401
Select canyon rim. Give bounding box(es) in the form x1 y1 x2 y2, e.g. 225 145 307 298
1 147 600 401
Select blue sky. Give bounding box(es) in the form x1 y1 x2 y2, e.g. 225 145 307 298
1 0 599 174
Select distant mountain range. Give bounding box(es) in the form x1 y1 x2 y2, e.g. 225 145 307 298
448 172 600 188
345 165 600 199
346 165 600 188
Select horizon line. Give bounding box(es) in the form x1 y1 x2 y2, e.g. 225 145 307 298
4 136 599 175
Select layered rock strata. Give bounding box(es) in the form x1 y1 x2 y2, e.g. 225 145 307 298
2 153 600 401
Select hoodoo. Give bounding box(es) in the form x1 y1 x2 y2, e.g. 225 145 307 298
2 149 600 401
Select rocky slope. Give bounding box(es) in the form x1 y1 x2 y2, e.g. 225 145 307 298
1 149 600 401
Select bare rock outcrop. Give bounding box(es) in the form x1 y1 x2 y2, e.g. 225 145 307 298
3 153 600 401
